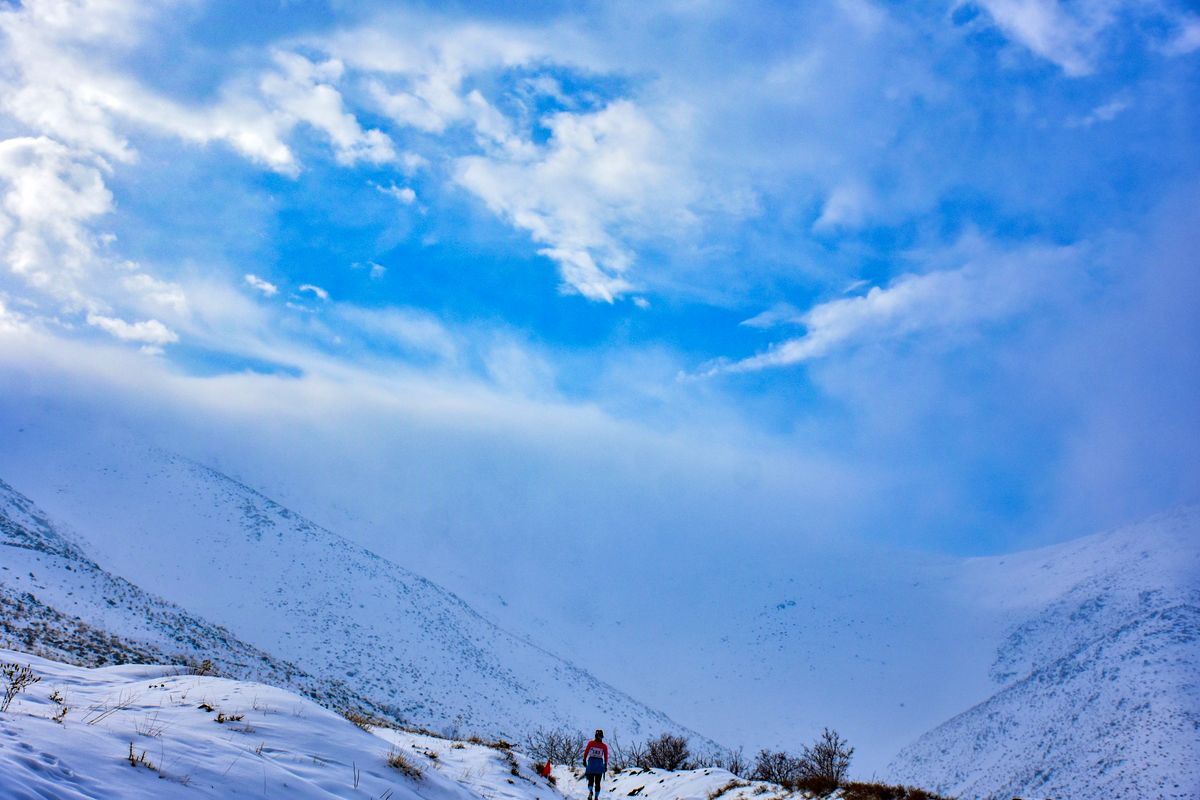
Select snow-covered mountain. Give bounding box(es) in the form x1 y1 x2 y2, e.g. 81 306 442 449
889 508 1200 800
1 477 395 718
0 447 707 749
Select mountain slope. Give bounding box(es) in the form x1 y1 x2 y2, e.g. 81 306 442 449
889 509 1200 799
893 604 1199 799
1 477 400 717
0 451 707 748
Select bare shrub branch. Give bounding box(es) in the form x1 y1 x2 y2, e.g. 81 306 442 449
522 726 586 765
641 733 692 771
797 728 853 785
1 662 40 712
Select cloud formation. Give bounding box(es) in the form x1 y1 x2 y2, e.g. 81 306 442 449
86 312 178 346
709 239 1082 374
0 0 1194 560
0 136 112 303
971 0 1197 75
455 100 696 301
243 274 279 297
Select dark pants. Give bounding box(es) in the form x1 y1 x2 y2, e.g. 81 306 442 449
587 773 603 796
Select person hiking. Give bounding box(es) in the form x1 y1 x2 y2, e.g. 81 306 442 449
582 729 609 800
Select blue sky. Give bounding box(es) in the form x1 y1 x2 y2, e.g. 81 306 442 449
0 0 1197 555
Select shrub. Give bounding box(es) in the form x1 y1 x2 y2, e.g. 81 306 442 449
609 732 646 771
797 728 853 785
791 774 839 797
641 733 692 771
523 725 587 765
750 749 803 785
1 663 40 712
182 657 218 677
718 747 749 777
840 782 906 800
839 782 954 800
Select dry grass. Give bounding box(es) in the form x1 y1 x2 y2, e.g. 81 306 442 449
342 708 387 731
839 782 954 800
125 742 156 771
386 748 423 779
708 780 751 800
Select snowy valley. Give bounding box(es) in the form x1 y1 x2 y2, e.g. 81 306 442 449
0 421 1197 799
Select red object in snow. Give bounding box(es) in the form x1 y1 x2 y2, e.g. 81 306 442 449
540 758 553 777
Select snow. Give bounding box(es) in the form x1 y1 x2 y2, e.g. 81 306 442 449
0 648 547 799
0 649 820 800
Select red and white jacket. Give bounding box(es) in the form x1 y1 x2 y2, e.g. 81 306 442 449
583 740 609 770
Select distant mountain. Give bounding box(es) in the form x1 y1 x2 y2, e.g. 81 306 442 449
0 454 707 748
889 509 1200 799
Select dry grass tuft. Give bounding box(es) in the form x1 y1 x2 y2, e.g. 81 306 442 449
342 708 386 731
386 748 423 779
709 780 751 800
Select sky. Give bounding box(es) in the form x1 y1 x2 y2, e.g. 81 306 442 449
0 0 1198 559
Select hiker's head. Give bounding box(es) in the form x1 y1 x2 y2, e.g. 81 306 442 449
595 729 604 740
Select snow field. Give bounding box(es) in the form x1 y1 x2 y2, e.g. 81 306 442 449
0 648 868 800
0 648 550 799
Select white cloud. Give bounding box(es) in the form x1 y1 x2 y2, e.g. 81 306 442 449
483 340 556 397
971 0 1199 76
260 51 397 168
709 238 1081 374
0 136 113 304
0 297 28 333
1162 15 1200 55
331 19 539 134
368 75 465 134
739 303 803 330
244 274 279 297
338 306 459 364
455 100 696 301
1070 95 1131 127
122 272 188 315
374 182 417 204
299 284 329 301
0 134 193 335
0 7 396 175
86 311 178 345
972 0 1105 76
352 260 388 279
8 0 162 48
319 18 721 302
814 181 875 231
